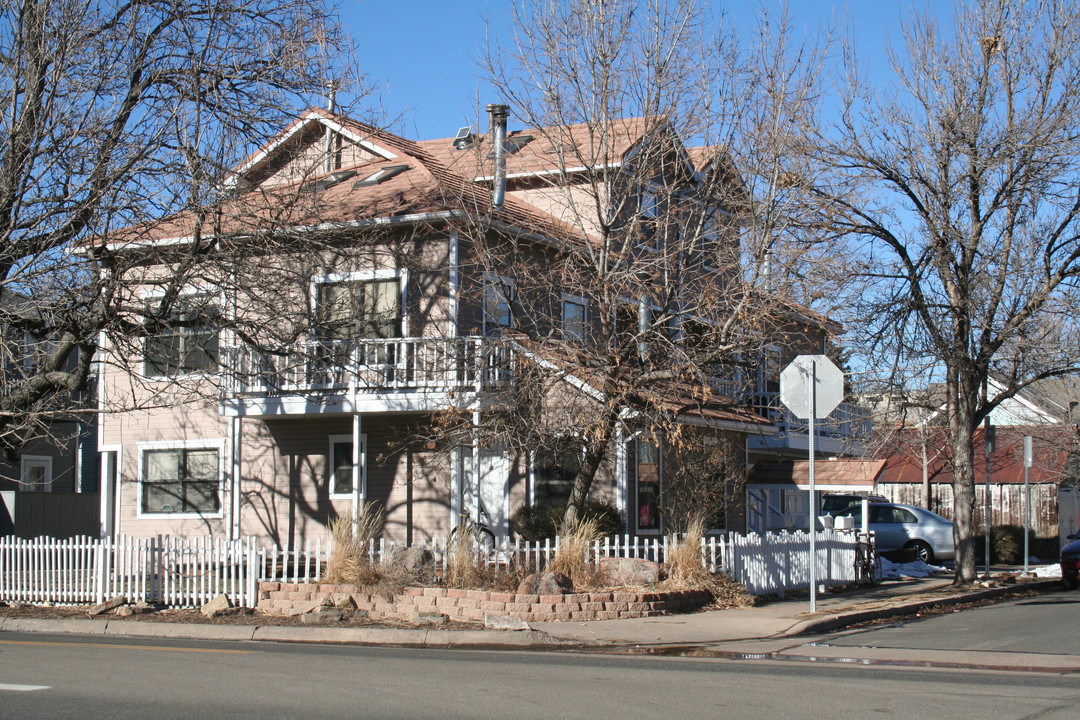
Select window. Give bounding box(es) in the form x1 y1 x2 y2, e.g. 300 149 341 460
483 275 514 335
638 187 660 250
532 445 581 510
634 440 661 532
316 278 402 341
699 210 720 269
328 434 367 498
561 295 588 342
143 292 219 377
20 456 53 492
141 447 221 515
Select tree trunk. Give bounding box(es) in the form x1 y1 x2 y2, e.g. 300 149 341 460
948 372 980 585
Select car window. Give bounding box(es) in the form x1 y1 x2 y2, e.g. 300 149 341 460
869 506 894 523
895 508 917 523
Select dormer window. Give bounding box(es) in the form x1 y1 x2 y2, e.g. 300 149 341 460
354 164 410 187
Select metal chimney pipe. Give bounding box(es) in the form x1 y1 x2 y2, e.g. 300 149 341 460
487 103 510 210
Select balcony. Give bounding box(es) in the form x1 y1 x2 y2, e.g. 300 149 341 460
219 336 511 416
746 391 872 455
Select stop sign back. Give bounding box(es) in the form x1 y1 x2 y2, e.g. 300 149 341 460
780 355 844 419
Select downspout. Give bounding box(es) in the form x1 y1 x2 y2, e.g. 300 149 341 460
487 103 509 210
324 85 338 174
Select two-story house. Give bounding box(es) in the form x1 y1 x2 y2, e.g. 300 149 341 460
92 105 865 548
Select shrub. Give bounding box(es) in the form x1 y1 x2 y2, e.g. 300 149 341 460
989 524 1025 565
323 503 383 585
512 499 623 541
548 516 605 589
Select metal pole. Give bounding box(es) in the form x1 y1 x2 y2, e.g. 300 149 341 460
1023 435 1032 577
983 417 993 578
808 359 817 613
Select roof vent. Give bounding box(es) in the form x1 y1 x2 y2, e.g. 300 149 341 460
487 132 534 158
452 126 475 150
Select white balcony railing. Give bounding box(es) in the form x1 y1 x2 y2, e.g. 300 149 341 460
219 336 511 398
748 391 873 442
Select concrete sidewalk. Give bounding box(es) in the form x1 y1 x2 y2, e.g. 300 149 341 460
0 576 1059 651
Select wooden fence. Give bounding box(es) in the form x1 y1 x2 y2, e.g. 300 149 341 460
0 529 869 607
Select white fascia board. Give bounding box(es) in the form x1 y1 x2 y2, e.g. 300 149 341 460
508 340 606 402
226 113 399 188
101 211 462 251
473 162 622 182
676 414 777 434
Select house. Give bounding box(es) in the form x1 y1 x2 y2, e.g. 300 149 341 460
91 105 868 548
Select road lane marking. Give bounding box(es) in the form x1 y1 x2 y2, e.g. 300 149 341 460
0 639 254 654
0 684 50 692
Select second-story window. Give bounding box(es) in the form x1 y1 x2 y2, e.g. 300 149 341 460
483 275 514 335
143 292 219 377
638 187 661 251
316 278 402 341
561 295 588 342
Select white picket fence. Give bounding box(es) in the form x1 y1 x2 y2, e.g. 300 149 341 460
0 529 870 607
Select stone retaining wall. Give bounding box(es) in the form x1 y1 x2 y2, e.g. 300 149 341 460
257 583 712 623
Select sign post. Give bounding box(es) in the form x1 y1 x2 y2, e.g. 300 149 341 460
780 355 844 613
1022 435 1033 578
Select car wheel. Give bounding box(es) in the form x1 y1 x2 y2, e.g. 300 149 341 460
1064 573 1079 590
905 540 934 564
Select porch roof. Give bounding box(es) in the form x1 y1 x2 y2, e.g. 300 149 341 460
748 459 885 489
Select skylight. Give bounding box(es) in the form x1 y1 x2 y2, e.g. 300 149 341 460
353 164 410 187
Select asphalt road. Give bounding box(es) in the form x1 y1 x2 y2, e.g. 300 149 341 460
825 587 1080 655
1 622 1078 720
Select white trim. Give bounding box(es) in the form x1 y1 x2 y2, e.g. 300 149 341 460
20 455 53 492
311 268 409 339
99 444 121 538
138 286 223 382
449 230 460 336
473 161 622 182
227 111 399 186
136 439 227 519
329 432 367 501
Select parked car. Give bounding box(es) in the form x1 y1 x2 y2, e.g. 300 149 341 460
820 493 888 515
830 502 955 564
1061 535 1079 589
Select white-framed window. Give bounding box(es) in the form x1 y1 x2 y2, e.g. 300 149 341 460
142 289 220 378
313 269 405 341
699 208 720 270
483 274 515 335
138 440 224 517
329 433 368 498
20 455 53 492
561 294 588 342
633 439 661 533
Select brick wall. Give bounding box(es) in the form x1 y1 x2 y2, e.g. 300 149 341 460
257 582 712 623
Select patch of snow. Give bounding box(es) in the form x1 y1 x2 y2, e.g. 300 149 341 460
877 558 947 580
1032 564 1062 579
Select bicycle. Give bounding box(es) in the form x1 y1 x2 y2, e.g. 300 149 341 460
447 504 497 560
854 531 880 585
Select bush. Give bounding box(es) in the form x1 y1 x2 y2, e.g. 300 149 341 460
988 524 1025 565
323 503 384 585
511 499 623 541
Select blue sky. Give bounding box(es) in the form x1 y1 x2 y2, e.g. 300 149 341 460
341 1 932 140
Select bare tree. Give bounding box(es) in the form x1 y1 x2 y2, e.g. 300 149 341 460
815 0 1080 584
451 0 837 531
0 0 351 463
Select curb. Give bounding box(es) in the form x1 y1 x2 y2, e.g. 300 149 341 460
0 615 577 649
781 579 1061 637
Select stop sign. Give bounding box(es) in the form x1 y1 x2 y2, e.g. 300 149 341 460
780 355 844 419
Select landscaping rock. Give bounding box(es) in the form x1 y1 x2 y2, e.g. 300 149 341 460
88 595 127 617
410 610 449 626
283 598 327 618
300 606 344 624
200 594 232 618
114 606 136 617
598 557 661 586
332 592 357 610
485 613 531 631
517 571 573 595
382 546 436 584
